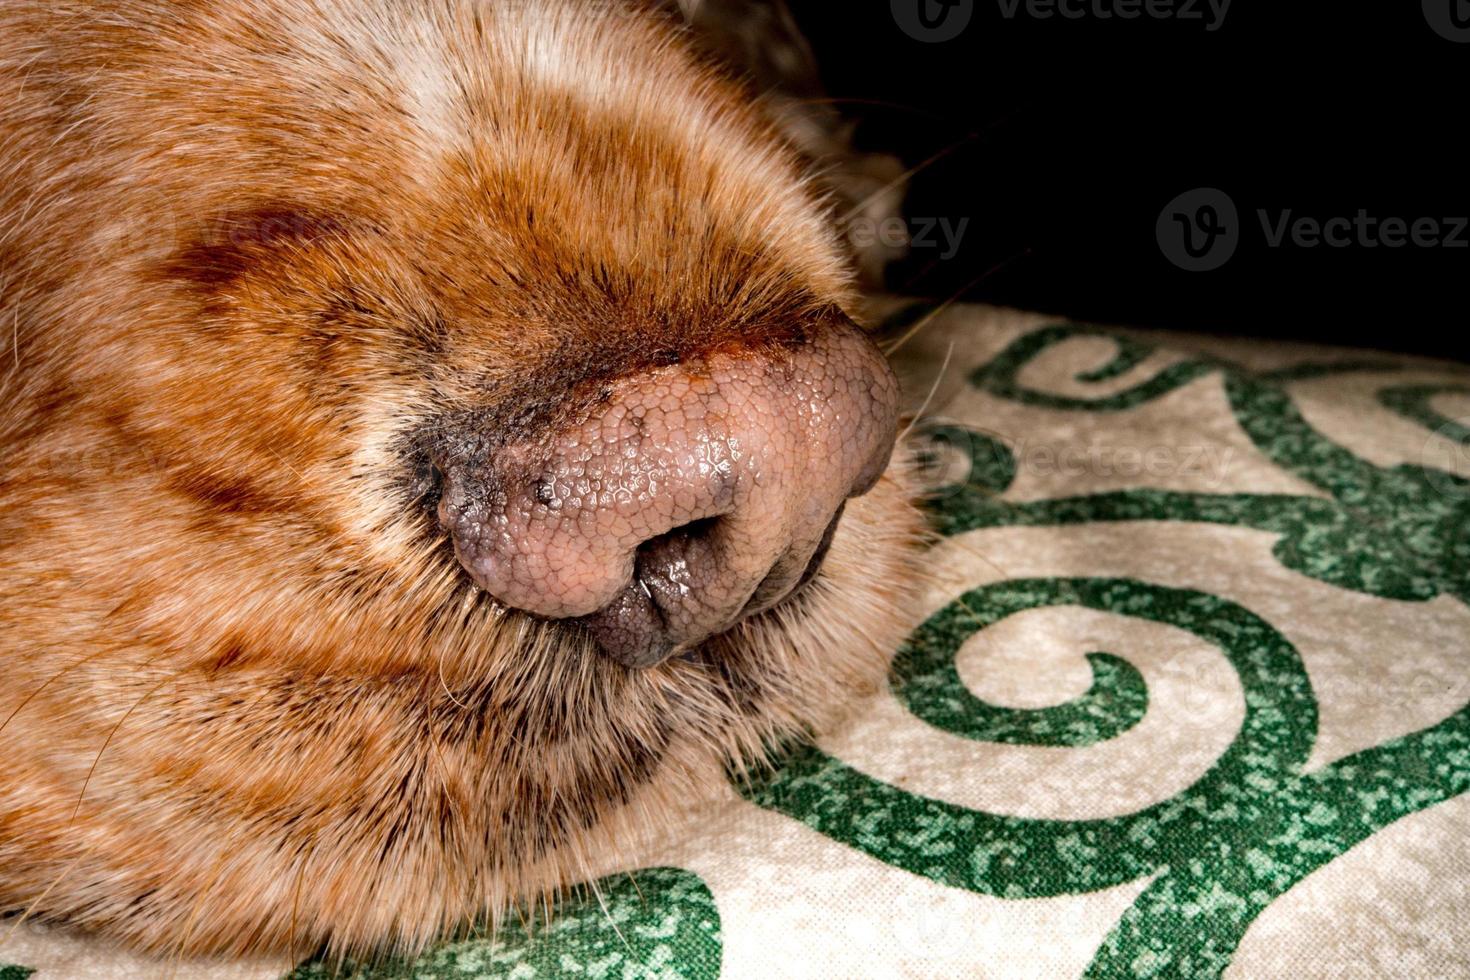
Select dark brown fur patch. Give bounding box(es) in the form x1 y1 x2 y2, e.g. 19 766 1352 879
159 208 363 295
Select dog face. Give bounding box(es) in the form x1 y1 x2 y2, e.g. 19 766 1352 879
0 0 925 958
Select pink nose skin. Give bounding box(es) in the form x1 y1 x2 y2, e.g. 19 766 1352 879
437 323 899 668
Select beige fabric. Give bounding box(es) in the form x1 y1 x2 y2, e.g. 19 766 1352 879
4 303 1467 978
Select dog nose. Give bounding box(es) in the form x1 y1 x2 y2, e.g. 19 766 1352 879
436 320 899 668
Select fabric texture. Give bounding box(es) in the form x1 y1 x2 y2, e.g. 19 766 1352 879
4 303 1468 978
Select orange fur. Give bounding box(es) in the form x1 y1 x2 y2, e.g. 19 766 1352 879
0 0 927 960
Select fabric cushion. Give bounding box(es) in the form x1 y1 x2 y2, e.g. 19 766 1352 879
4 302 1467 979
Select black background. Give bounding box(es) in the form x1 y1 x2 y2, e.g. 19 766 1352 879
787 0 1467 360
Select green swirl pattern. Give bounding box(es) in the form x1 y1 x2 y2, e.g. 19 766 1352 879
892 595 1148 747
736 317 1470 978
9 316 1462 980
286 867 720 980
1379 383 1470 445
741 578 1469 977
932 323 1470 604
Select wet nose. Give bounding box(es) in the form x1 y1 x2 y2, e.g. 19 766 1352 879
436 321 899 668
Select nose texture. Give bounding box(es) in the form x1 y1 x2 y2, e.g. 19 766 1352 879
437 322 899 668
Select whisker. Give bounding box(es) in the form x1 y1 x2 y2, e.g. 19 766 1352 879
0 646 114 743
585 877 630 953
881 248 1031 356
2 853 85 948
264 445 307 484
170 854 234 976
70 668 182 823
510 896 532 936
833 101 1030 231
289 857 306 972
425 722 469 834
947 533 1020 584
436 642 472 709
782 96 952 126
835 134 981 228
625 869 646 906
897 338 956 444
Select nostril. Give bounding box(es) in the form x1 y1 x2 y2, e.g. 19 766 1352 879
571 516 729 670
631 516 724 602
644 516 720 552
632 515 723 607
